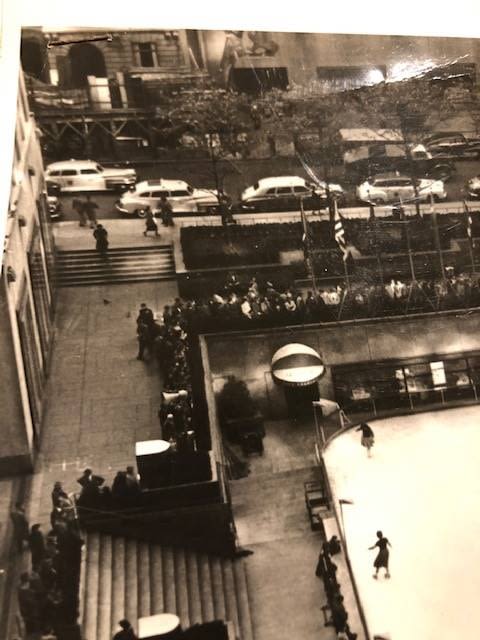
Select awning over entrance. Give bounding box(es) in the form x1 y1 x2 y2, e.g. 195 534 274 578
271 343 325 387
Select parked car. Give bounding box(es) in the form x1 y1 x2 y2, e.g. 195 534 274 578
467 174 480 198
356 172 447 205
424 132 480 160
45 160 137 192
239 176 344 212
115 179 220 217
46 180 62 220
345 144 455 183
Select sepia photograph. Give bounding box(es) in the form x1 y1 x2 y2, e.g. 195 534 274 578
3 12 480 640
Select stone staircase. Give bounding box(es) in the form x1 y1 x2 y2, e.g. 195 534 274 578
81 532 254 640
55 245 175 287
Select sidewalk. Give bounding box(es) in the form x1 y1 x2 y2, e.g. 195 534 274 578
3 278 179 638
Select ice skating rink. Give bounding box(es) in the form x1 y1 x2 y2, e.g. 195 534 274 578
323 405 480 640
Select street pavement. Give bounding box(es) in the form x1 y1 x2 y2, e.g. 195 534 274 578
55 158 480 223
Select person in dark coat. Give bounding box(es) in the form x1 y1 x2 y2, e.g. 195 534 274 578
29 524 46 571
72 198 88 227
84 194 99 228
51 481 69 508
137 303 154 328
369 530 391 579
356 422 375 457
136 320 151 361
93 223 109 257
113 618 138 640
18 572 40 633
143 206 159 237
158 194 174 226
10 502 29 552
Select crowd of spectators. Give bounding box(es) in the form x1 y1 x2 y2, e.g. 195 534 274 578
13 483 83 639
171 270 480 333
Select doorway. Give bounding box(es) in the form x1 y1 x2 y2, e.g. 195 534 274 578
284 383 320 419
68 43 107 88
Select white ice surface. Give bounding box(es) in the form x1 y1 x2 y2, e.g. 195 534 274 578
323 405 480 640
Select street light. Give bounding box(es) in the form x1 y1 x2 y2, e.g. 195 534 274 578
337 498 371 640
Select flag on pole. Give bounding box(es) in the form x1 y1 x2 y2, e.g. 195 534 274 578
334 201 349 261
464 200 473 240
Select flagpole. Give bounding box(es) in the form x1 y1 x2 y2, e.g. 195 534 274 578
464 200 476 274
430 193 445 279
300 198 318 296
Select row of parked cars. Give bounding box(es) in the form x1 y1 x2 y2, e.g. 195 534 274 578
44 157 480 220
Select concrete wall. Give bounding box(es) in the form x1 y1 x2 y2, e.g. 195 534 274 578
203 311 480 419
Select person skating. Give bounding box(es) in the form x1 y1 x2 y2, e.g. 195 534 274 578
143 206 159 237
356 422 375 457
369 530 391 579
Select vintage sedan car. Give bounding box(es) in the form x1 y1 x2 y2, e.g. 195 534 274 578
239 176 344 212
356 172 447 205
424 133 480 160
115 179 220 217
467 174 480 198
45 160 137 192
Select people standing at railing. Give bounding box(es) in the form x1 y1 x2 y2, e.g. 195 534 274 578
10 501 30 553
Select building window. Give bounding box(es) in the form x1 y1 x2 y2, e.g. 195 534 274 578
133 43 158 68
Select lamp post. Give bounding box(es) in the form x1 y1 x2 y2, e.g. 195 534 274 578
337 497 371 640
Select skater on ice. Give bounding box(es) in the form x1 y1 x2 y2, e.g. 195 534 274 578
369 530 391 579
356 422 375 457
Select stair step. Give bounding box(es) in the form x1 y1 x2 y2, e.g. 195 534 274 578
185 551 203 626
233 559 254 640
57 272 176 286
56 255 174 268
83 532 100 640
173 548 190 629
138 541 152 619
124 539 138 626
57 245 172 256
97 535 113 640
162 547 176 615
222 560 241 639
111 537 126 638
56 264 175 278
150 544 164 615
197 554 215 622
209 556 227 622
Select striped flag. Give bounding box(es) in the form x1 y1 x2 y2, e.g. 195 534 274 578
334 201 349 261
464 200 473 240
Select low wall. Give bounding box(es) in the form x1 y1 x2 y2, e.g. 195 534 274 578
202 310 480 420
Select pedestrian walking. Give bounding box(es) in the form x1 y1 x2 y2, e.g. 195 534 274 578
29 524 45 572
10 502 30 552
72 198 88 227
93 223 109 258
113 618 138 640
84 194 99 228
356 422 375 457
143 206 159 237
137 303 154 328
158 194 174 226
136 320 151 361
369 530 391 579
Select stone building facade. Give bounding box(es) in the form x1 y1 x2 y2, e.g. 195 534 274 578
1 71 56 474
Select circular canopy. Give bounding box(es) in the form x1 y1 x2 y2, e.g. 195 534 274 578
271 343 325 387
